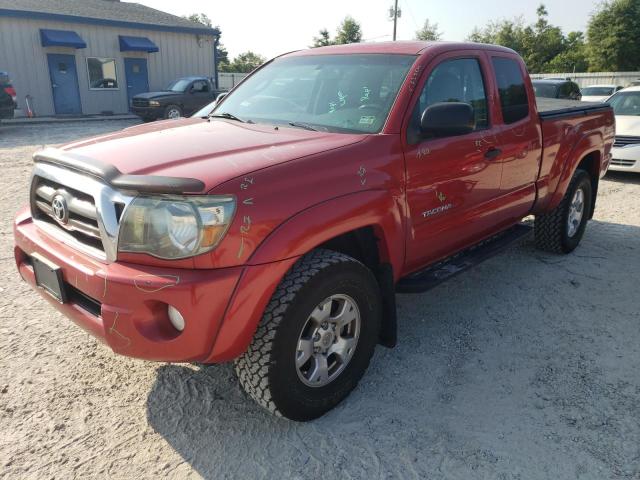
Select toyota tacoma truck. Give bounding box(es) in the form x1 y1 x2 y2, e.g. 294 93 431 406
14 42 614 421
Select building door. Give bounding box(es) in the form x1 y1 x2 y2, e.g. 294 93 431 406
47 54 81 114
124 58 149 109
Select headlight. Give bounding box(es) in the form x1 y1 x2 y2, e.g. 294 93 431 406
118 195 236 259
148 100 160 107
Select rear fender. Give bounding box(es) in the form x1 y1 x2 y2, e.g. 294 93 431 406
543 131 602 213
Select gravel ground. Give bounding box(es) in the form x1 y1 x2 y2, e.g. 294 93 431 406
0 120 639 480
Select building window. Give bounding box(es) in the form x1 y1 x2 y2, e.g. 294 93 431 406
86 57 118 90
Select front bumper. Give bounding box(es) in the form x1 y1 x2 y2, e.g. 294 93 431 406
130 105 162 119
14 208 243 362
609 144 640 173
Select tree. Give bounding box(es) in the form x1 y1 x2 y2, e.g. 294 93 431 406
227 51 267 73
467 4 589 73
467 17 526 53
519 5 566 72
415 19 442 41
587 0 640 71
183 13 212 27
312 29 333 47
216 42 231 72
335 16 363 44
545 31 588 73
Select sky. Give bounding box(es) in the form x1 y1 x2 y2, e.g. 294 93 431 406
131 0 603 59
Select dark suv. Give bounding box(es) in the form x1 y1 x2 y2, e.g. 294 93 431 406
532 78 582 100
0 71 16 119
131 76 225 121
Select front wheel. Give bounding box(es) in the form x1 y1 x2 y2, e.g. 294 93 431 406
534 169 592 253
164 104 182 119
235 249 381 421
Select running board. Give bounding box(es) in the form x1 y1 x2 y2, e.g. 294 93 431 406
396 223 533 294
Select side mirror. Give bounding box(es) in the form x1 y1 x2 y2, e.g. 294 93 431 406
215 92 227 103
420 102 475 137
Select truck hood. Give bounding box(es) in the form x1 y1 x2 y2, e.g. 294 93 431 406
614 115 640 136
133 91 182 100
58 117 364 192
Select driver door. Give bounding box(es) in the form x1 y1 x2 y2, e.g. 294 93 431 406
186 80 210 114
402 52 507 273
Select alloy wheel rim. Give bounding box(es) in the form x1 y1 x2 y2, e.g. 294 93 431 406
567 187 585 238
295 294 361 388
168 108 180 119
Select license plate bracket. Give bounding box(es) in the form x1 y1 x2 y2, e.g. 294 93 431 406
31 253 67 303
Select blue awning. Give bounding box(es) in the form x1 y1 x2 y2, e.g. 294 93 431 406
119 35 159 53
40 29 86 49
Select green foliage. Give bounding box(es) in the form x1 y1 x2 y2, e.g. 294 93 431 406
415 19 442 41
312 17 363 47
587 0 640 71
216 42 231 72
224 51 267 74
183 13 212 27
311 29 333 48
467 4 588 73
334 16 363 44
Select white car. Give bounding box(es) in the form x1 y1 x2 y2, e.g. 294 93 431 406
581 84 623 102
608 86 640 173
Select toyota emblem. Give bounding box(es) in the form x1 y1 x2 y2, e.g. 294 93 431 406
51 194 69 224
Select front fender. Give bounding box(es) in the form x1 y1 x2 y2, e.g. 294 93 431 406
248 189 405 273
203 189 405 362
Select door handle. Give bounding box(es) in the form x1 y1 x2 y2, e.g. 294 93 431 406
484 147 501 160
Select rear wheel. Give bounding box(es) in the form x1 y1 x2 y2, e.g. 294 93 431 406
164 104 182 119
235 249 381 421
535 169 592 253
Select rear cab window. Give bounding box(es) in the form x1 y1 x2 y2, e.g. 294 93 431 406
491 57 529 124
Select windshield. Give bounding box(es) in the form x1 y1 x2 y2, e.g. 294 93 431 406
532 82 559 98
165 79 191 92
210 54 416 133
607 91 640 115
582 87 614 96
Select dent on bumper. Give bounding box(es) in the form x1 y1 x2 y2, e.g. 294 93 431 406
14 211 244 362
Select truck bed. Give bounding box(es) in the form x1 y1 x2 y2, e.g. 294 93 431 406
536 97 612 120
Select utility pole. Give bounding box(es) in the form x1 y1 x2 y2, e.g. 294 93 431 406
389 0 401 41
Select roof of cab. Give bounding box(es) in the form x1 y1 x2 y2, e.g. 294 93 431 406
284 41 518 57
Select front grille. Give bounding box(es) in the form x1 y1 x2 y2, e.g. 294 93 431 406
610 158 636 167
31 176 105 253
132 98 149 107
613 135 640 148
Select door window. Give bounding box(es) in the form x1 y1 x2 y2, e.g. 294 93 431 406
191 80 209 93
408 58 488 143
491 57 529 123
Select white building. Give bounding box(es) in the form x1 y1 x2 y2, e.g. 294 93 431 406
0 0 220 116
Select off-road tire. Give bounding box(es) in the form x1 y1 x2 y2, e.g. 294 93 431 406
534 169 592 254
235 249 381 421
164 104 182 119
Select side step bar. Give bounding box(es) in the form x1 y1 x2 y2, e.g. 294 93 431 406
396 223 533 294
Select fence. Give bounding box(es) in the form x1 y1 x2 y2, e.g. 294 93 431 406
218 72 249 90
530 72 640 88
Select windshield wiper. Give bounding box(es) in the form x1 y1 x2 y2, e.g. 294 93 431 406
287 121 319 131
209 112 249 123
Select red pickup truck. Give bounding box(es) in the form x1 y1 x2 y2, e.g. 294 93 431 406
14 42 614 421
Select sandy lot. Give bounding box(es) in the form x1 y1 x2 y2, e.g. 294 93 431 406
0 120 639 480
